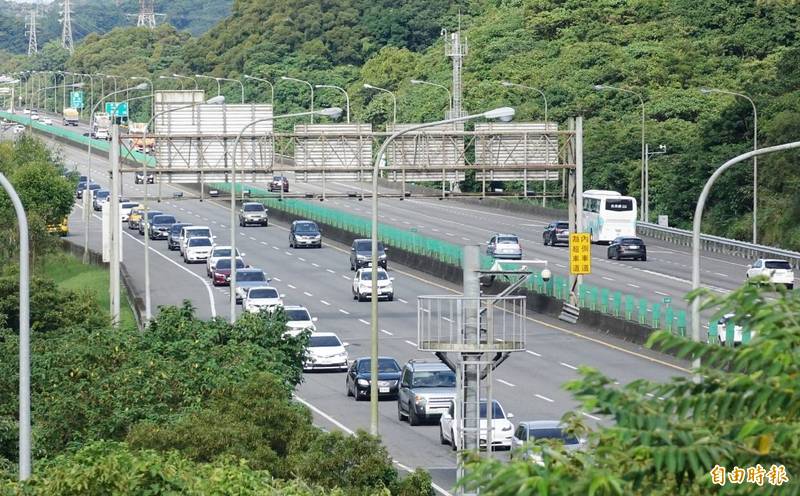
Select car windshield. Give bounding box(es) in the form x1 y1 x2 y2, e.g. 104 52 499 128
556 222 569 230
237 271 266 282
360 271 388 280
529 427 579 445
295 222 319 233
309 335 342 347
243 204 264 212
90 184 101 190
121 203 138 209
96 191 109 198
356 241 385 252
358 358 400 373
605 199 633 211
497 236 518 244
153 216 176 224
188 229 211 238
478 401 505 419
411 370 456 388
286 308 311 321
249 288 278 299
215 258 245 270
146 211 163 219
171 224 189 234
765 260 792 270
621 238 643 245
188 238 211 247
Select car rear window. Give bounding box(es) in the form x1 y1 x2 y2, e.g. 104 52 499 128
309 335 342 347
286 309 311 321
360 270 388 280
216 258 245 270
295 222 319 233
497 236 519 244
556 222 569 230
356 241 385 252
528 428 579 445
171 224 190 234
249 288 278 299
188 238 211 247
237 271 266 282
357 358 400 372
622 238 643 245
153 216 176 224
187 229 211 238
243 204 264 212
605 199 633 211
765 261 792 270
411 370 455 387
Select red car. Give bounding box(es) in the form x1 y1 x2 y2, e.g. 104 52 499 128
211 257 246 286
269 176 289 192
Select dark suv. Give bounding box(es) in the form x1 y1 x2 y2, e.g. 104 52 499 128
607 236 647 261
168 223 192 250
289 220 322 248
148 214 177 240
350 239 387 270
543 221 569 246
397 360 456 425
269 176 289 192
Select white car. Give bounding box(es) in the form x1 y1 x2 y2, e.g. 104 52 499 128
183 236 213 263
42 117 53 125
12 125 25 134
304 332 349 371
352 267 394 302
243 286 284 314
439 399 515 451
283 305 318 333
511 420 586 464
119 202 139 222
746 259 794 290
30 113 39 121
179 226 214 256
206 245 243 277
713 313 756 346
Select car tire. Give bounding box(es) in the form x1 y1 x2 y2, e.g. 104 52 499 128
398 402 407 421
451 430 457 451
787 283 794 290
409 404 420 426
346 381 353 397
607 250 612 259
289 239 294 248
357 292 365 302
388 294 394 302
641 255 647 262
543 236 549 246
440 426 447 445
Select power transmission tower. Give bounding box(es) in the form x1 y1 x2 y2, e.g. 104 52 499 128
61 0 74 53
137 0 157 29
26 9 38 56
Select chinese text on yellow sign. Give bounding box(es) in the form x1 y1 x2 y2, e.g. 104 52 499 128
569 233 591 275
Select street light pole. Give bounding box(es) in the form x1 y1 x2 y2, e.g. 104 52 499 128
699 87 759 244
366 106 516 436
363 84 397 125
691 141 800 374
593 84 646 221
410 79 452 117
173 74 198 90
315 84 350 123
243 75 274 107
281 76 314 123
644 144 667 222
217 77 245 103
195 74 221 96
159 75 184 90
228 107 343 322
0 173 30 481
131 76 154 121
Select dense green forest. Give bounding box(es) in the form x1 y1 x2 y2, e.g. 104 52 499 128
4 0 800 248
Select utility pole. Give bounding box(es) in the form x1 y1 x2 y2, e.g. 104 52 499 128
61 0 74 53
26 9 38 56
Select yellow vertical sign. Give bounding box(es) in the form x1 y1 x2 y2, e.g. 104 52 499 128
569 233 591 275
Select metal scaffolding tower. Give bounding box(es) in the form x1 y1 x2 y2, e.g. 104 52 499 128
444 29 468 119
61 0 74 53
26 9 38 56
137 0 157 29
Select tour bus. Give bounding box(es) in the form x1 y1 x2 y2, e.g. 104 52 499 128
582 190 637 243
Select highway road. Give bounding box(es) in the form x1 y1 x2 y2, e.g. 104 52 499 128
45 133 692 494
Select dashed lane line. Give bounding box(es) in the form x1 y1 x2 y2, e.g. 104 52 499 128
497 379 516 387
381 329 393 336
320 300 330 306
339 309 350 315
560 362 578 370
358 319 370 325
404 340 418 347
535 394 554 403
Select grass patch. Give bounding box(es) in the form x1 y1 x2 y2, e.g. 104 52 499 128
39 252 137 329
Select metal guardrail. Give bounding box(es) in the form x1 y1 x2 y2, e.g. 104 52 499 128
637 222 800 269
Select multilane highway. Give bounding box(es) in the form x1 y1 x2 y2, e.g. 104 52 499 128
45 133 690 493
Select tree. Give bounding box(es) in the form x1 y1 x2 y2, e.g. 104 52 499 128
459 283 800 495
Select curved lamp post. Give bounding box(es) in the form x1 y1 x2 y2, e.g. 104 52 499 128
280 76 315 123
172 73 198 90
315 84 350 123
159 75 184 90
366 106 516 436
217 77 245 103
243 75 275 107
195 74 221 96
229 107 343 322
363 83 397 125
410 79 452 117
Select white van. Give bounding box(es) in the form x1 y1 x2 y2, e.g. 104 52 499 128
179 225 214 255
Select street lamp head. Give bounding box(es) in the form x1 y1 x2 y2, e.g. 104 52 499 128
280 76 291 81
410 79 423 84
593 84 606 90
134 82 149 91
206 95 225 105
317 107 343 119
71 82 85 88
172 73 183 78
500 81 514 87
699 87 713 94
158 75 170 79
483 106 515 121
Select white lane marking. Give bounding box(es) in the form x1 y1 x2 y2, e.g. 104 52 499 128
326 268 335 274
303 291 313 297
461 237 471 241
288 284 297 289
555 263 566 268
560 362 578 370
249 236 257 241
273 277 281 282
219 224 226 228
404 340 418 347
320 300 330 306
380 329 393 336
342 275 351 280
272 246 279 250
655 291 670 297
285 251 293 256
441 316 453 323
581 411 601 421
535 394 554 403
312 262 320 267
358 319 370 325
179 207 185 211
602 276 615 281
432 228 440 232
627 283 640 288
403 221 410 225
292 396 454 496
445 232 454 236
298 257 306 262
398 298 408 304
186 210 193 215
525 350 542 357
339 309 350 315
260 241 267 245
497 379 516 387
714 272 729 277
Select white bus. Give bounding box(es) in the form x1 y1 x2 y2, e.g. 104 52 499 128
582 190 637 243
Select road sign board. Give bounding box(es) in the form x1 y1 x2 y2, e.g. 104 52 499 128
105 101 128 117
70 91 84 109
569 233 591 275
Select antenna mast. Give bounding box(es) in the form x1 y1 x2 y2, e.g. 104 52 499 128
444 16 468 119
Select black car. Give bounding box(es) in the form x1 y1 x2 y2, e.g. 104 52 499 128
290 220 322 248
269 175 289 192
76 182 100 199
346 356 402 401
138 210 164 235
543 221 570 246
168 223 192 250
350 238 387 270
135 171 154 184
607 236 647 261
148 214 177 240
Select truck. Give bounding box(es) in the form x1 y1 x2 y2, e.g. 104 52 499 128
93 112 111 140
63 107 79 126
128 122 155 153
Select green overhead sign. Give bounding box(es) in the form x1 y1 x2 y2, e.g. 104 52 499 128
70 91 84 109
105 101 128 117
